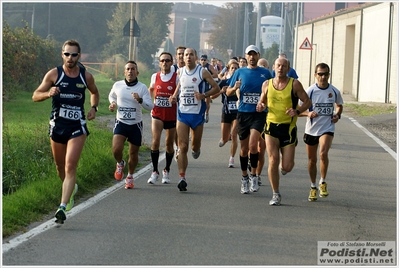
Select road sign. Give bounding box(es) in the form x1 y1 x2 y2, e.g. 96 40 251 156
299 37 312 50
227 49 233 57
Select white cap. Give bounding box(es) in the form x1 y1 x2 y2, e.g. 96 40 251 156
245 45 260 54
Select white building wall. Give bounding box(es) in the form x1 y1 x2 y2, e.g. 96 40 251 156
332 11 362 96
294 2 397 104
358 2 391 103
295 24 314 88
389 3 397 104
311 18 334 85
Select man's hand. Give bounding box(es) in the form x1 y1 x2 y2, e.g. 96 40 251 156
109 102 117 112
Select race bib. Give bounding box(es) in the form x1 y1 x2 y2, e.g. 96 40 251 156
242 92 260 104
315 103 334 116
59 107 82 120
181 92 198 107
119 107 136 120
227 101 237 110
155 96 172 108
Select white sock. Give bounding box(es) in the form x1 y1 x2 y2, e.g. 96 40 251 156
311 182 317 188
319 178 325 184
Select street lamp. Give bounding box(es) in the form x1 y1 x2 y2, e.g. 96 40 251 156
199 18 206 53
227 48 233 58
183 18 188 46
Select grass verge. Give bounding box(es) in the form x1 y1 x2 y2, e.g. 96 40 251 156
2 73 151 238
344 103 396 117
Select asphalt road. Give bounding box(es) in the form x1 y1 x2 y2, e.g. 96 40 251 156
2 100 396 266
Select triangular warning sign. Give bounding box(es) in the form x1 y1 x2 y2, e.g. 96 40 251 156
299 37 313 50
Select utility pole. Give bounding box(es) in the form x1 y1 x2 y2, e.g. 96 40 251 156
132 3 139 61
242 3 249 54
47 3 51 37
256 3 261 49
128 3 134 60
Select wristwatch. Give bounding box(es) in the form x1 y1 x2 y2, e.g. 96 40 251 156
296 109 301 115
91 105 98 112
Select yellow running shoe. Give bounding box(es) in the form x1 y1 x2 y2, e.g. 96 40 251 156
308 187 317 201
66 184 78 211
319 182 329 197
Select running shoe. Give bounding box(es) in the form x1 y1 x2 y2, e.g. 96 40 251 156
258 175 262 186
177 178 187 191
228 157 235 168
174 149 180 162
192 149 201 159
269 193 282 206
205 113 209 123
66 184 78 211
162 169 170 184
319 182 329 197
114 160 125 180
249 175 260 192
219 139 225 147
55 206 66 224
308 187 318 201
240 176 250 194
125 175 134 189
147 171 159 184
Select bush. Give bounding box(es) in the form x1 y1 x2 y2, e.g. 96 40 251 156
2 22 60 100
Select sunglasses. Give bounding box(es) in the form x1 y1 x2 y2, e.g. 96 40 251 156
317 72 330 77
160 59 172 63
63 52 79 57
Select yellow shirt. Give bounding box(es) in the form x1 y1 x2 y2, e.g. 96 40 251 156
266 77 298 126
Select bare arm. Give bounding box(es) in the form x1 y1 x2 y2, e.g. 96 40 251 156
226 78 241 96
32 68 58 102
208 65 218 79
194 69 220 100
256 80 269 112
168 81 181 104
85 72 100 120
286 79 312 117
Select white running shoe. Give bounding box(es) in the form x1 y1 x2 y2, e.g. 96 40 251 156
147 171 159 184
219 139 225 147
240 176 250 194
249 175 260 192
269 193 282 206
228 157 234 168
162 169 170 184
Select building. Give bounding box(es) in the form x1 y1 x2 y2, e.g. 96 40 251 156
168 2 219 53
295 2 397 104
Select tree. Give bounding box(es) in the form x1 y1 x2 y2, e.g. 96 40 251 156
207 3 243 60
2 3 117 60
102 3 173 68
207 3 257 61
264 43 280 69
180 18 200 51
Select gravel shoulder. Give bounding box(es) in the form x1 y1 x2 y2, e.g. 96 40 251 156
342 97 397 152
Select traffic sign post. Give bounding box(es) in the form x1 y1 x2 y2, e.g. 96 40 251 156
299 37 313 50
